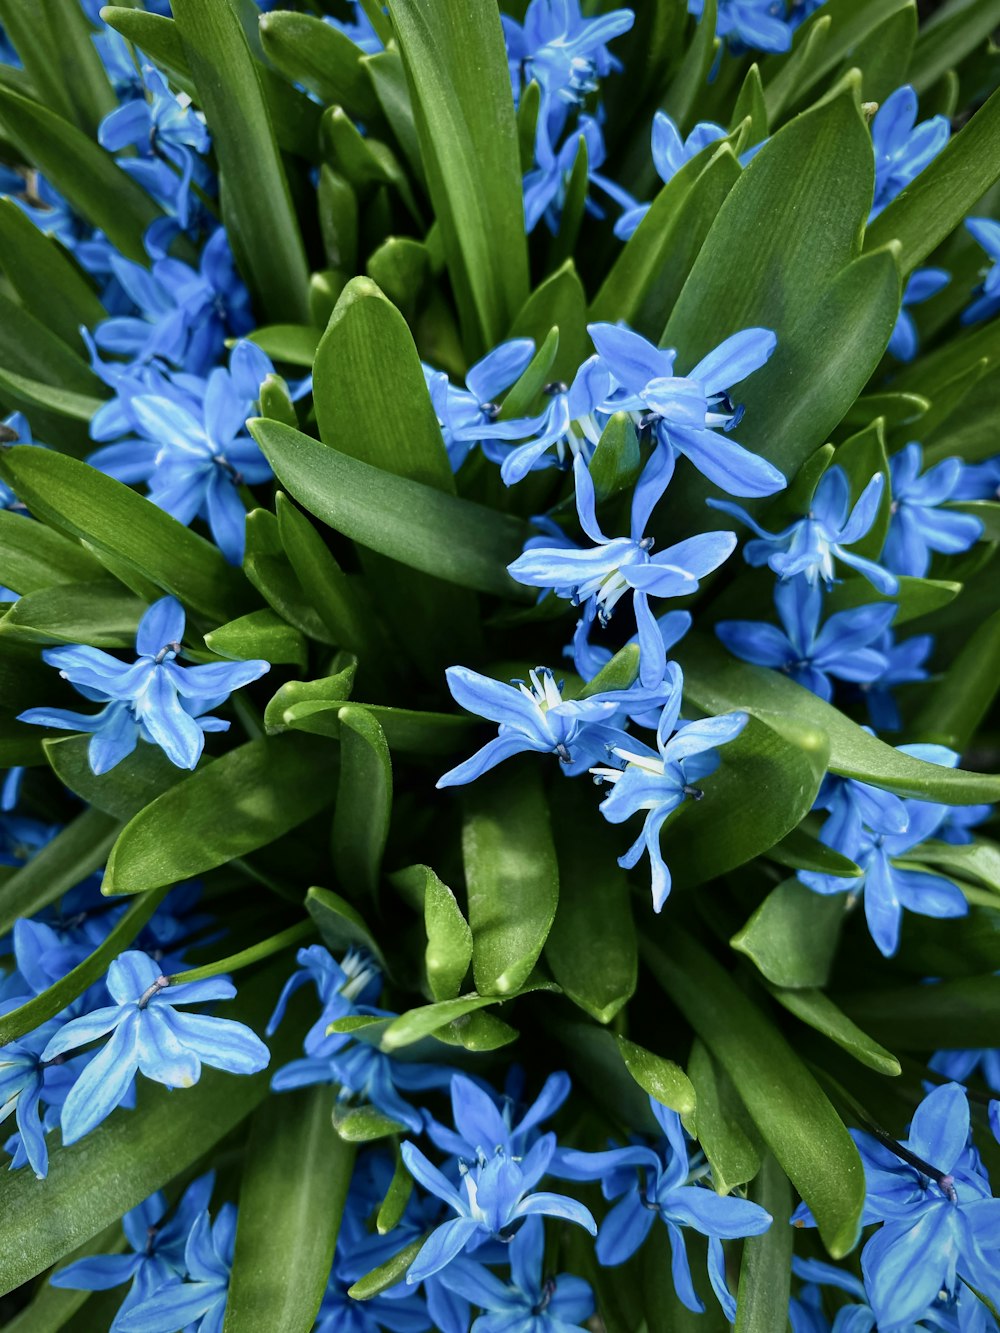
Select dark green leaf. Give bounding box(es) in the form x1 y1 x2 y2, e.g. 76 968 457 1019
617 1035 697 1116
0 198 105 348
205 609 307 670
225 1088 354 1333
258 10 378 118
102 734 335 894
907 839 1000 893
0 293 98 395
389 864 472 1002
0 0 115 132
305 887 385 968
769 985 901 1075
376 1147 414 1235
645 931 865 1257
687 1039 763 1194
333 704 392 901
173 0 310 321
734 1155 793 1333
661 0 718 128
908 0 1000 94
0 805 120 938
333 1104 404 1143
0 581 143 648
836 976 1000 1048
264 664 356 736
44 735 184 821
914 608 1000 750
246 324 321 368
348 1237 424 1301
0 511 105 596
386 0 528 352
825 574 962 625
731 877 849 989
462 762 559 996
244 507 333 644
508 260 589 384
768 826 863 878
249 418 531 600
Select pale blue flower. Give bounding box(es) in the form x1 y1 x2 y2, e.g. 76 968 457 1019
883 444 982 578
890 268 950 361
963 218 1000 324
116 1202 237 1333
870 87 950 219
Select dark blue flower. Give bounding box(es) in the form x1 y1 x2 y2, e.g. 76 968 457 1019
267 945 381 1057
590 661 747 909
425 1071 571 1162
588 321 784 498
709 465 896 593
883 444 982 578
0 1014 66 1179
523 114 637 236
690 0 794 53
952 455 1000 503
860 629 934 732
936 802 992 845
19 596 269 772
40 950 270 1145
509 455 737 686
870 87 950 219
889 268 950 361
557 1095 771 1319
716 579 896 702
962 218 1000 324
116 1201 237 1333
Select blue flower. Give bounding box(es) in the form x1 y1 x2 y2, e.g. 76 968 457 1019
590 662 747 909
425 1071 571 1161
439 1215 595 1332
89 340 275 563
963 217 1000 324
936 802 992 845
50 1173 214 1331
870 87 950 219
509 455 737 686
568 600 691 690
557 1095 772 1320
889 268 950 361
588 321 784 498
314 1273 432 1333
424 339 542 472
883 444 982 578
0 411 43 513
523 114 638 237
952 455 1000 503
40 950 270 1145
716 579 896 702
323 4 384 55
800 793 969 957
615 113 729 240
690 0 794 53
930 1050 1000 1095
709 465 897 593
19 596 270 773
859 629 934 732
401 1134 596 1285
491 356 610 485
116 1201 237 1333
267 944 381 1057
0 1015 66 1179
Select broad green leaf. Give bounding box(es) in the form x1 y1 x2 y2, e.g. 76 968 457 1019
0 965 288 1296
866 84 1000 274
845 5 916 105
837 976 1000 1048
333 704 392 901
645 931 865 1257
0 447 253 625
379 992 514 1050
0 884 171 1045
546 781 637 1024
317 165 359 272
687 1040 763 1194
762 15 831 121
731 877 849 989
390 864 472 1002
0 806 120 938
0 581 143 649
2 1221 126 1333
462 762 560 996
734 1155 793 1333
102 735 335 894
386 0 528 353
0 198 105 348
244 507 333 644
908 839 1000 893
769 986 901 1075
44 735 184 821
433 1009 518 1052
248 418 531 600
0 293 99 396
509 260 589 384
279 701 474 756
0 510 105 596
617 1035 697 1116
246 324 321 368
366 237 430 322
348 1237 424 1301
768 827 862 878
0 0 115 132
676 631 1000 803
661 0 718 128
0 86 160 263
173 0 310 322
305 887 386 969
264 664 357 736
825 574 961 625
258 10 378 118
668 716 829 889
914 608 1000 750
364 48 423 181
225 1088 354 1333
587 413 642 504
908 0 1000 94
205 609 307 670
497 326 559 422
901 907 1000 980
0 366 103 430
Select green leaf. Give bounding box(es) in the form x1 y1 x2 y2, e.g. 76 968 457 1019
173 0 310 322
645 931 865 1257
225 1088 354 1333
348 1238 424 1301
366 237 430 322
734 1155 793 1333
376 1146 414 1235
244 508 333 644
0 447 253 625
171 921 314 985
832 418 891 560
731 877 848 989
333 704 392 901
0 884 171 1046
279 701 474 756
248 418 531 600
386 0 528 353
617 1035 697 1116
462 762 560 997
389 864 472 1002
825 573 962 625
907 839 1000 893
0 86 160 263
768 986 901 1076
587 413 642 504
0 366 103 427
44 735 185 821
0 581 144 649
908 0 1000 95
205 608 307 670
0 805 120 938
333 1104 404 1143
0 293 99 396
497 326 559 422
434 1009 518 1052
264 664 356 736
258 10 378 119
0 198 105 348
913 608 1000 750
0 510 105 596
668 716 829 889
379 992 512 1051
305 887 386 969
687 1039 763 1194
661 0 718 128
0 0 115 132
836 976 1000 1049
676 631 1000 803
246 324 321 368
102 735 335 894
2 1221 127 1333
866 83 1000 274
768 826 863 878
509 260 589 384
546 781 637 1024
0 965 288 1296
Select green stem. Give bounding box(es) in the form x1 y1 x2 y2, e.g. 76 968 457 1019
169 920 315 984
